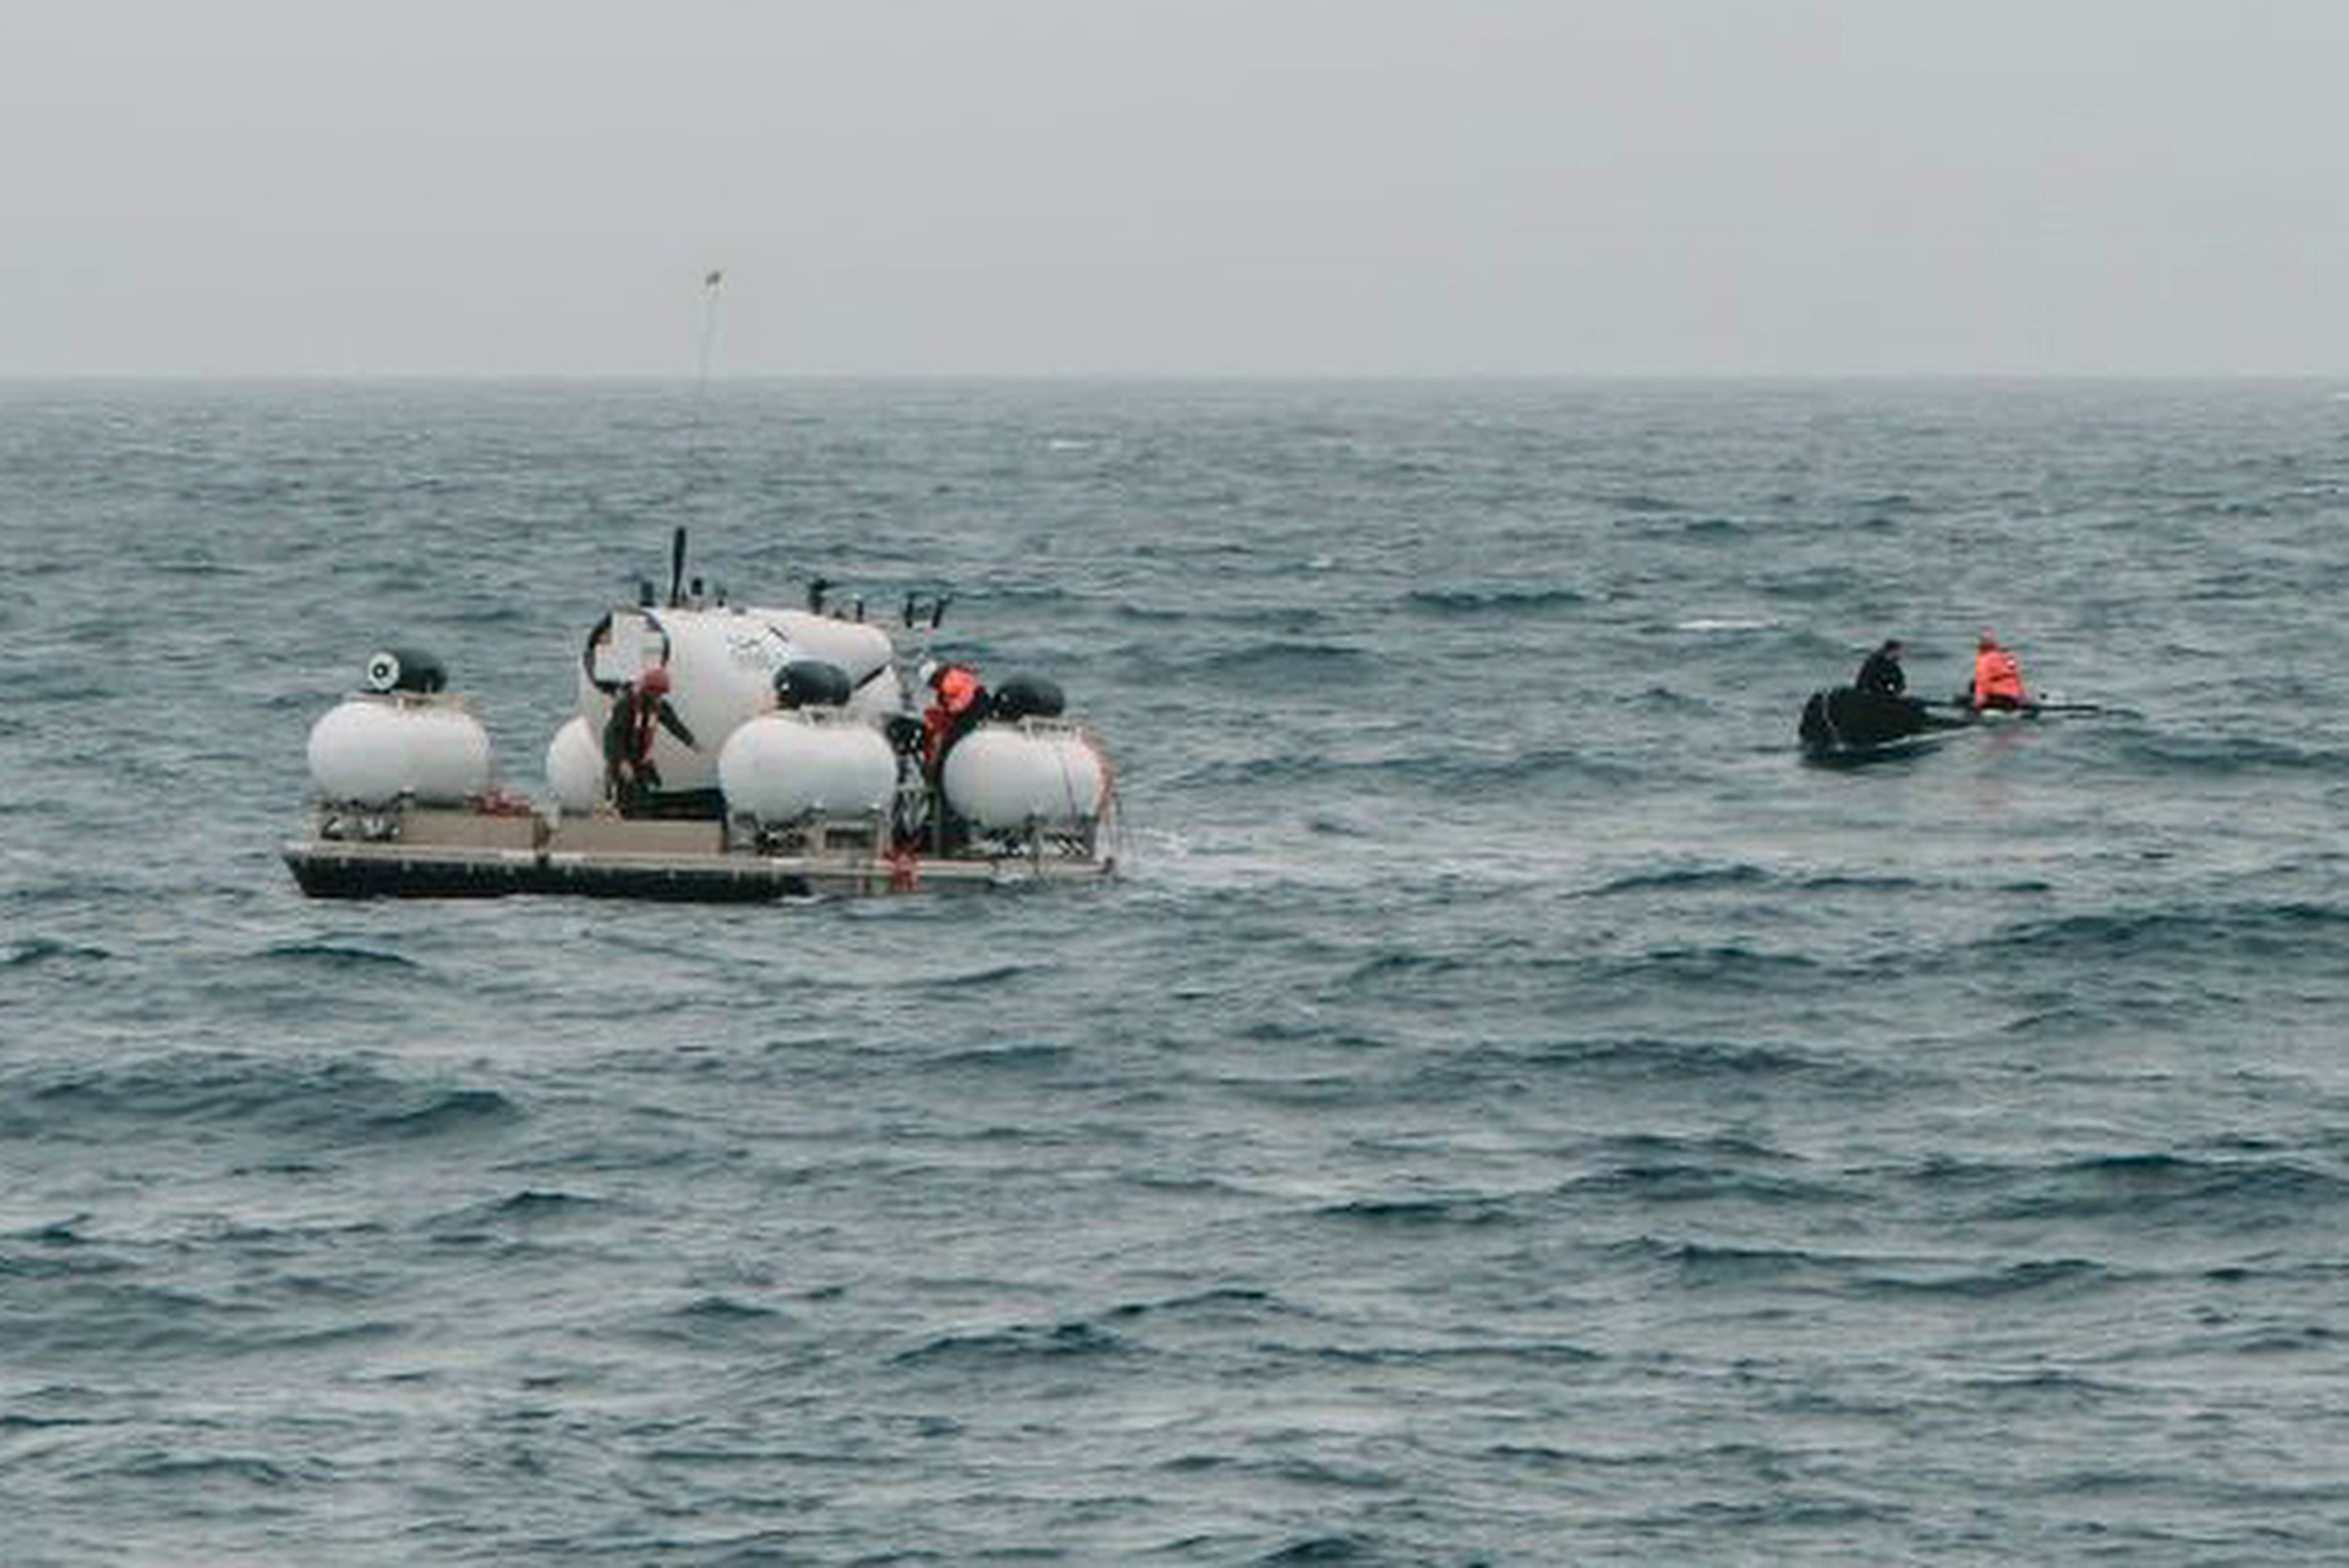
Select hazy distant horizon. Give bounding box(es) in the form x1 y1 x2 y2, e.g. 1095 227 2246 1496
9 370 2347 388
8 2 2347 379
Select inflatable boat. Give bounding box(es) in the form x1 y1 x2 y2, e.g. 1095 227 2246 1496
1797 687 1979 763
1796 685 2086 764
284 533 1118 900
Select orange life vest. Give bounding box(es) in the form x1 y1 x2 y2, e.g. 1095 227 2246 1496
923 667 986 766
1973 647 2026 707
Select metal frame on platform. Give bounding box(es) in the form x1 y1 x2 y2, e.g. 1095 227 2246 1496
284 803 1116 901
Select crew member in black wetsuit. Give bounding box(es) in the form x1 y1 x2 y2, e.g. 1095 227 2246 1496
1854 638 1907 696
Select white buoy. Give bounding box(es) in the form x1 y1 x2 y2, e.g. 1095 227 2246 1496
941 721 1108 832
718 712 897 823
307 694 493 806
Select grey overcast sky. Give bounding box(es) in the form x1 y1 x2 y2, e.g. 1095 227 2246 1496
4 1 2344 376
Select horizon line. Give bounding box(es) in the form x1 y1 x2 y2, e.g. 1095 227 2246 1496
5 368 2346 385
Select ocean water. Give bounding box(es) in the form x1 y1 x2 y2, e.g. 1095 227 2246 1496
2 377 2346 1565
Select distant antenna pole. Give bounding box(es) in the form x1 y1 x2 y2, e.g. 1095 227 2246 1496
689 267 725 469
696 267 725 392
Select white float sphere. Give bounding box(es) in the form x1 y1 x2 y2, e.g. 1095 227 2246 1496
307 698 409 805
544 715 604 813
718 713 897 823
307 696 492 806
941 724 1108 832
405 704 494 802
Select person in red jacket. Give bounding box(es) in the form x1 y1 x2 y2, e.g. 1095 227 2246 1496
1969 631 2029 711
922 662 989 775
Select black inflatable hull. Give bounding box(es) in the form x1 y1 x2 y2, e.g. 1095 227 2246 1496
1798 687 1971 763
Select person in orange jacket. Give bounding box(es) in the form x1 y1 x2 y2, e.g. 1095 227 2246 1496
1969 631 2030 711
921 661 989 774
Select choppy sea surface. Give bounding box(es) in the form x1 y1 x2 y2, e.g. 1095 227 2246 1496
3 378 2347 1566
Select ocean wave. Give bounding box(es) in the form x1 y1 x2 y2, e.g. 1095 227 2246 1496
1895 1149 2349 1232
1999 999 2193 1040
8 1055 521 1146
1594 491 1681 514
670 1293 788 1324
1798 872 1934 893
2 937 115 967
1982 1153 2349 1224
0 1409 109 1432
13 669 122 703
2115 732 2349 775
1612 1237 1846 1286
1952 1367 2134 1405
1256 1533 1381 1565
1586 863 1774 896
109 1451 318 1488
1101 1286 1286 1323
1973 902 2349 965
1597 1130 1792 1163
1755 564 1866 603
893 1320 1134 1368
909 962 1041 994
1402 584 1587 617
1564 1164 1843 1209
443 601 532 628
1191 640 1377 682
358 1086 523 1140
6 1281 221 1356
0 1239 137 1283
1301 1340 1604 1370
924 1041 1073 1073
245 1318 408 1354
1111 600 1189 624
1673 614 1781 632
1168 743 1641 793
977 581 1082 607
1413 742 1646 789
2 1215 101 1246
1337 948 1475 985
477 1188 610 1221
1676 515 1749 537
2187 1323 2341 1355
1443 1037 1870 1090
1607 944 1827 991
260 940 425 971
1317 1194 1516 1227
1628 685 1716 715
1856 1257 2113 1300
